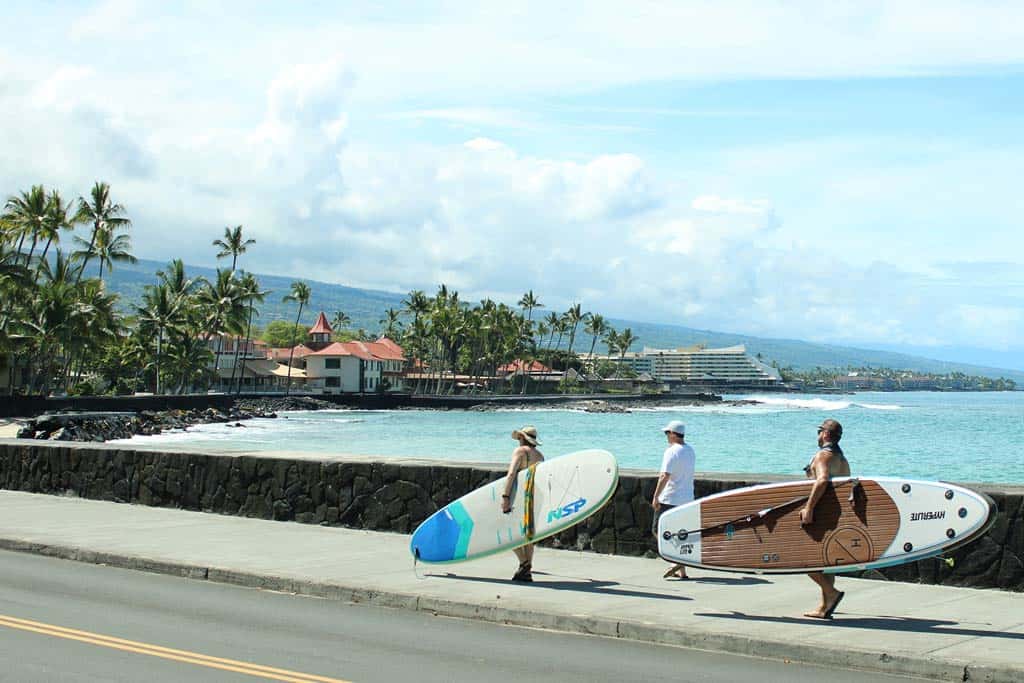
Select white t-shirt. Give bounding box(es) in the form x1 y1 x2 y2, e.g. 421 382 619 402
658 442 695 506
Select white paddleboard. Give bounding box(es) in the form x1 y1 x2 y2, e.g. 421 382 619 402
411 449 619 563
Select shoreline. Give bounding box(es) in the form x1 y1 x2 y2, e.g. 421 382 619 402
7 393 734 444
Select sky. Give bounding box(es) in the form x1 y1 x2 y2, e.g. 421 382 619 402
2 1 1023 369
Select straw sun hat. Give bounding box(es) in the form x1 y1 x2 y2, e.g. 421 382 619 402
512 425 541 446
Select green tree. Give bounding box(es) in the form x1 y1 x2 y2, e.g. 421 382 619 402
136 283 183 394
2 185 48 267
261 320 309 347
282 281 311 395
232 273 269 394
73 182 131 284
212 225 255 272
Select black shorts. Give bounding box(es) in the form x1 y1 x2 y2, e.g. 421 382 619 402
652 503 677 537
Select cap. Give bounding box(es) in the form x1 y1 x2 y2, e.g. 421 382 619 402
661 420 686 436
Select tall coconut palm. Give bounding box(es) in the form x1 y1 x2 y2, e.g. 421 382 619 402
74 182 131 284
563 304 584 359
63 277 120 391
584 313 608 385
282 281 311 395
379 307 402 338
75 220 137 282
616 328 638 375
233 272 268 394
603 329 620 375
212 225 255 272
35 191 78 282
331 310 351 336
137 283 182 395
517 290 541 323
3 185 48 268
198 268 247 390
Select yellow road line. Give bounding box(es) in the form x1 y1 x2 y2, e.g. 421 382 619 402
0 613 351 683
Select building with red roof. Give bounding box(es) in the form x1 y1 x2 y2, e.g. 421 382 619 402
283 312 407 393
206 312 407 393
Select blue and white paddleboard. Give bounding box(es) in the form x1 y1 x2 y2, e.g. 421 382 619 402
410 449 619 563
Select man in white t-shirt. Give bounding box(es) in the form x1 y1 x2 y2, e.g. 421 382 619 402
652 420 695 579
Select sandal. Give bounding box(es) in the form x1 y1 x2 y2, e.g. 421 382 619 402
512 561 533 582
662 564 688 579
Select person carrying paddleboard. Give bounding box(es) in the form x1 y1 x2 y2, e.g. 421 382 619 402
501 425 545 582
799 418 851 619
652 420 695 580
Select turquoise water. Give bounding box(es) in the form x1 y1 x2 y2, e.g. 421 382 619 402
112 392 1024 484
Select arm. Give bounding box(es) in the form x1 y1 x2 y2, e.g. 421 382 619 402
501 448 525 513
652 472 671 512
800 451 833 525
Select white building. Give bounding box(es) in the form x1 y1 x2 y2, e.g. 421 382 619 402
598 344 781 387
276 312 406 394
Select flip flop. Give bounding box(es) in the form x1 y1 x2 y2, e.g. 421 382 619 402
822 591 845 619
662 564 689 579
803 611 831 620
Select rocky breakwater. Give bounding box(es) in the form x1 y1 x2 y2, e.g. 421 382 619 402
15 396 339 443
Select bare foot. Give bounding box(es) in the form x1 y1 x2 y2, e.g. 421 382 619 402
663 564 689 579
804 591 844 619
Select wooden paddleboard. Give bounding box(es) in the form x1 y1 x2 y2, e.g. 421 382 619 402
657 477 995 574
411 449 618 563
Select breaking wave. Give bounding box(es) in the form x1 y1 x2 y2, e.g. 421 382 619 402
744 396 901 411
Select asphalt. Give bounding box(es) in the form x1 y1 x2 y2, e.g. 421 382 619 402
0 490 1021 682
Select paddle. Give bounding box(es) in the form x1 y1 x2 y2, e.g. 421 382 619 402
661 478 861 542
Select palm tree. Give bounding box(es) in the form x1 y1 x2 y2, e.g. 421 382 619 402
331 310 351 335
616 328 638 372
74 220 137 282
282 281 311 395
379 307 402 338
603 329 620 375
74 182 131 284
584 313 608 384
137 283 182 395
232 273 268 394
212 225 255 272
198 268 247 387
3 185 48 268
558 304 585 392
35 190 78 282
517 290 541 323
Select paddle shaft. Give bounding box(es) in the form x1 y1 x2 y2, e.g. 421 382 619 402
662 478 861 541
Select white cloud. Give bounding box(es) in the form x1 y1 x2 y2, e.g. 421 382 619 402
0 3 1022 357
691 195 771 215
70 0 147 40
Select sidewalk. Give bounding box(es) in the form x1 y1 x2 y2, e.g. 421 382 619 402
0 490 1020 682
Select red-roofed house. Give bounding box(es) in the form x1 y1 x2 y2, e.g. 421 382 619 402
283 312 407 393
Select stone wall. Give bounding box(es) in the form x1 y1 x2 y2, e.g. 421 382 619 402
0 440 1020 591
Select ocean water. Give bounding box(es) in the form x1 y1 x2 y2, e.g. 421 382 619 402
110 391 1024 484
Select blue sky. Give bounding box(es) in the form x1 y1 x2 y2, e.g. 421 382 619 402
2 1 1023 369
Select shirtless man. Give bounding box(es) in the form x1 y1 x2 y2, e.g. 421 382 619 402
799 418 850 619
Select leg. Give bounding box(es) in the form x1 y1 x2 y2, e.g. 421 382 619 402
512 543 533 581
804 572 843 618
653 504 686 579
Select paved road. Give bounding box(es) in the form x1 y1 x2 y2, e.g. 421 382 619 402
0 551 925 682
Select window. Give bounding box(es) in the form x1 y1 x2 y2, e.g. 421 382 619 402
326 377 340 387
325 358 341 369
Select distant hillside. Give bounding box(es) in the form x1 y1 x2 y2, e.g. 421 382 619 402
100 258 1024 384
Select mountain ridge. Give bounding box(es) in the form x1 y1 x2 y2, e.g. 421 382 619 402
99 257 1024 384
